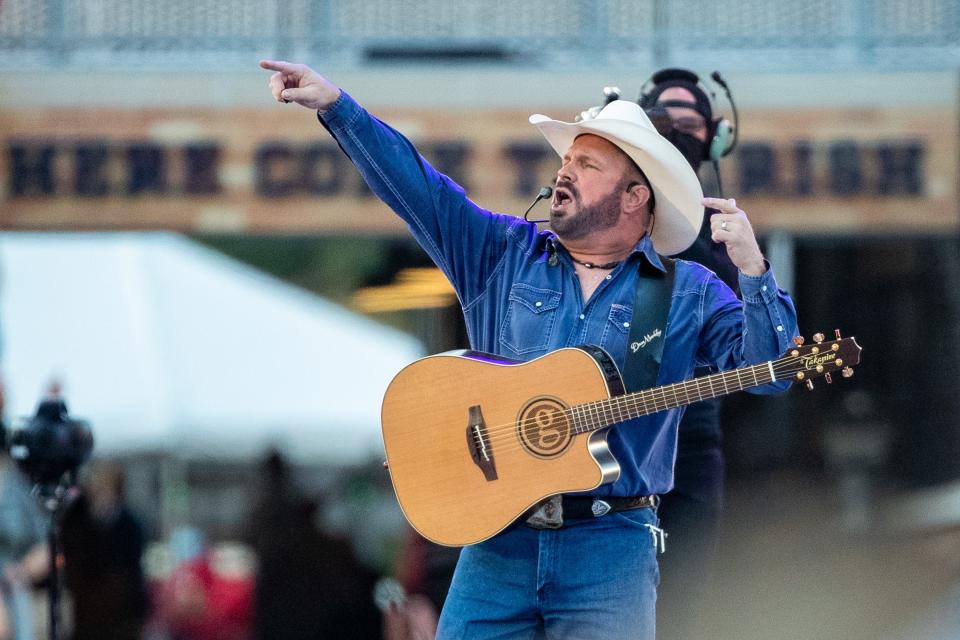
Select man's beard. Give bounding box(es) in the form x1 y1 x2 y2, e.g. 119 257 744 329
550 183 624 241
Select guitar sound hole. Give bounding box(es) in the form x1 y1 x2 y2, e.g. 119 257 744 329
517 398 573 458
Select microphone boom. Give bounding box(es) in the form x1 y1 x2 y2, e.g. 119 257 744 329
523 187 553 223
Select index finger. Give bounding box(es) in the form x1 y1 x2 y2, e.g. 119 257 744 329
702 197 739 213
259 59 296 73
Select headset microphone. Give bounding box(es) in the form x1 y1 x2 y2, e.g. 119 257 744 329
706 71 739 198
523 186 553 223
710 71 739 156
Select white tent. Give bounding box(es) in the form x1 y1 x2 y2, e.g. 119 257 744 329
0 232 423 463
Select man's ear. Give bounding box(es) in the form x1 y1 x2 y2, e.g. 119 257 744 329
622 182 652 216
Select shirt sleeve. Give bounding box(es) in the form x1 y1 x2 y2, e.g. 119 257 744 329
318 91 522 306
696 263 798 393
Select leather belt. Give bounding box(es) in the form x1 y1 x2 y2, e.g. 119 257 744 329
526 494 659 529
561 494 659 519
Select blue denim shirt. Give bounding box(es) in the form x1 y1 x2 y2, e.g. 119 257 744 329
321 92 798 496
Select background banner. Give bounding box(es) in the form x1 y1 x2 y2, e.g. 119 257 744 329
2 103 955 234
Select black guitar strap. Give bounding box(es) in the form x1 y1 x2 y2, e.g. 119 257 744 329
622 257 675 392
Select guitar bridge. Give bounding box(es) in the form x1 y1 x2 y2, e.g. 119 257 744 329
466 405 497 481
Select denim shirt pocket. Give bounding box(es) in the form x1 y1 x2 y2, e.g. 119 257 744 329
599 303 633 358
499 284 562 356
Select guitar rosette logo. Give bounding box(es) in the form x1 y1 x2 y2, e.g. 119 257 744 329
518 398 573 458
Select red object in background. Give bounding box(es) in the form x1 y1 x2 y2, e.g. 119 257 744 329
153 553 253 640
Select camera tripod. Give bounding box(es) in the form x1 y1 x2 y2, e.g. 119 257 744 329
34 477 76 640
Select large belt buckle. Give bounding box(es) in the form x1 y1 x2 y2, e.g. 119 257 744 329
526 495 563 529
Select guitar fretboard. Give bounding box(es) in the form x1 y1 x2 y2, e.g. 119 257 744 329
569 360 775 434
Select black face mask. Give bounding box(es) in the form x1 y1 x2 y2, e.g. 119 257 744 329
664 129 704 173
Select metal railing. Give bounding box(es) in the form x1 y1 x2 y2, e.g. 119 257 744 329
0 0 958 71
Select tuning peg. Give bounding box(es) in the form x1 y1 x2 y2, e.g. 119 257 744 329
805 379 815 391
841 367 854 378
813 333 825 344
824 372 833 384
792 336 805 347
834 329 842 339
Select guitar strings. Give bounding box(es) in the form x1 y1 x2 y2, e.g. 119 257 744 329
453 354 833 457
463 357 822 459
475 357 798 448
473 357 844 451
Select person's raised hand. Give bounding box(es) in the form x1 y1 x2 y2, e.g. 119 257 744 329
259 60 341 111
705 197 766 276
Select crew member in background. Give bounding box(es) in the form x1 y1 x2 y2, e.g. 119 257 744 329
640 68 740 639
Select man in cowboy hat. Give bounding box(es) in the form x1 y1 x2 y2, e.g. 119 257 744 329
259 59 798 640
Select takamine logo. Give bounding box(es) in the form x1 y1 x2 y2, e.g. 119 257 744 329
800 352 836 369
630 328 662 353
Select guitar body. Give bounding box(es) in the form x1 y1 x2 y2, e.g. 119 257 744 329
382 333 863 547
381 347 625 547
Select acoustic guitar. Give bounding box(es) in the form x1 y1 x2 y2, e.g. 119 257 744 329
381 332 861 546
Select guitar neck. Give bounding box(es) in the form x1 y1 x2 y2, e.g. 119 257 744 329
570 360 776 434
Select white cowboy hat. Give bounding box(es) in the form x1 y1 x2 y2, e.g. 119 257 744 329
529 100 704 256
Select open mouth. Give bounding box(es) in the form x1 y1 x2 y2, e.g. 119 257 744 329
553 188 573 206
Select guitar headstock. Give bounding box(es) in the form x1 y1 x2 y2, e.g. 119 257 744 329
779 330 862 390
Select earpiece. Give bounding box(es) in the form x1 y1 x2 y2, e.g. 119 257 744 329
709 118 733 162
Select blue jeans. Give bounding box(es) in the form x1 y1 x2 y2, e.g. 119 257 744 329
436 506 660 640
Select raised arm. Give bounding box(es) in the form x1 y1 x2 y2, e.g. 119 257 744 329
695 198 798 392
258 60 525 307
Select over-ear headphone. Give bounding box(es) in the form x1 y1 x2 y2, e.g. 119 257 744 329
637 68 738 163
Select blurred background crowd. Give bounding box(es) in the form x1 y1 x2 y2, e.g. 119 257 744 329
0 1 959 639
